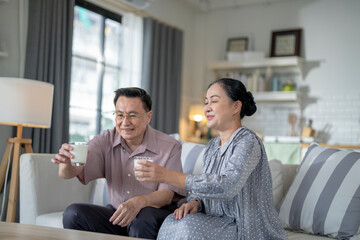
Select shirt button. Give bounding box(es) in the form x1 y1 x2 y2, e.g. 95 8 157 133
127 191 130 194
128 173 131 177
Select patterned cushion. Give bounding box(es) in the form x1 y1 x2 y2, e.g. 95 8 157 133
180 141 205 174
279 143 360 238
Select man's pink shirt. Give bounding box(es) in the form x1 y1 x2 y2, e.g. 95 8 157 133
78 125 185 208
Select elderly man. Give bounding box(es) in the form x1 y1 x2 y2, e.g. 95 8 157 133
51 87 184 239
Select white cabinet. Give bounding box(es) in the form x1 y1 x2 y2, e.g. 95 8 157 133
208 56 304 102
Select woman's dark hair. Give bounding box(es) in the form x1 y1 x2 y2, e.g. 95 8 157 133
113 87 152 111
208 78 257 119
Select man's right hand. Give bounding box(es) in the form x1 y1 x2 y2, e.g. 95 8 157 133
51 143 83 179
51 143 74 165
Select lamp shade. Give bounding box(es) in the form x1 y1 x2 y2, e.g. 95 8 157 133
0 77 54 128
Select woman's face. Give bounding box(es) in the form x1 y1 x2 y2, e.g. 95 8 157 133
204 83 240 131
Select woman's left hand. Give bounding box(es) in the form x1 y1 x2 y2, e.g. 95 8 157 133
173 200 200 220
134 160 167 183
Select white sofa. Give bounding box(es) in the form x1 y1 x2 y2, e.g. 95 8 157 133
19 141 351 239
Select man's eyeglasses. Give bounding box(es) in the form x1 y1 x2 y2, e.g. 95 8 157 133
113 111 148 121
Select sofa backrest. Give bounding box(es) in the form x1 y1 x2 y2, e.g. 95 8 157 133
269 159 298 209
91 139 299 209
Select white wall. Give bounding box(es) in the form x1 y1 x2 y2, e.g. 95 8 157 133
189 0 360 144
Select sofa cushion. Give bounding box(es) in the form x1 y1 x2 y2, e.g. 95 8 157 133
36 212 63 228
268 159 284 209
180 141 205 174
279 143 360 238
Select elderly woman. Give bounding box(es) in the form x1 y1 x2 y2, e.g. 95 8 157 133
135 78 287 239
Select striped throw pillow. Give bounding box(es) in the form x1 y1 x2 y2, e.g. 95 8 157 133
180 141 205 174
278 143 360 238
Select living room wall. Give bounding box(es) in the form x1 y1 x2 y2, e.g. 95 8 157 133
143 0 360 144
1 0 359 156
185 0 360 144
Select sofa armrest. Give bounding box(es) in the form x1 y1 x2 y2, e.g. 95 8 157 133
19 153 93 225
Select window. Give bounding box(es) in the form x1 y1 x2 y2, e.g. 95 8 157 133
69 1 128 142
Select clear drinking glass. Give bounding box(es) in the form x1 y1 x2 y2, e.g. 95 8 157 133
69 142 88 166
134 156 153 180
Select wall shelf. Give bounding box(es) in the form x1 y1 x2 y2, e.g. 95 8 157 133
208 56 304 70
208 56 305 103
208 56 304 80
253 91 298 102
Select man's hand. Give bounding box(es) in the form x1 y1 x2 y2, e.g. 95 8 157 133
173 200 200 220
51 143 74 165
51 143 83 179
109 197 145 227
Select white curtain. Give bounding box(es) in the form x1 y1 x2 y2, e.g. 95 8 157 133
120 13 143 88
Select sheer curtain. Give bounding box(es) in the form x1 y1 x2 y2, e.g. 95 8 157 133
120 13 143 88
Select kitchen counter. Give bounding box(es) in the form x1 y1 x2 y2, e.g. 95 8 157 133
263 136 360 164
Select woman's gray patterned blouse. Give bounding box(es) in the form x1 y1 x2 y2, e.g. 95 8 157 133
157 127 287 240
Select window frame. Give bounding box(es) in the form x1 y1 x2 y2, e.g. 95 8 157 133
70 0 122 141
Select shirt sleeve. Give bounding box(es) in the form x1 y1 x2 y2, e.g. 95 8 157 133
187 195 203 212
185 134 261 200
158 141 186 197
79 134 107 185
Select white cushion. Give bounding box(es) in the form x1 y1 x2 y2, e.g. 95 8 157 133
269 159 284 209
36 212 63 228
89 178 110 205
279 143 360 238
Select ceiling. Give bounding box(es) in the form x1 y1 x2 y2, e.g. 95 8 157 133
181 0 294 12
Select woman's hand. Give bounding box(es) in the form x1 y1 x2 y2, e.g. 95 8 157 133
134 160 167 183
135 160 187 190
173 200 200 220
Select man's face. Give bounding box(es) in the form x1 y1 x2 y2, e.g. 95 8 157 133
114 96 152 144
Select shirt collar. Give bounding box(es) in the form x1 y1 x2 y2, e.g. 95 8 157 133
219 127 244 156
112 125 159 155
134 125 159 155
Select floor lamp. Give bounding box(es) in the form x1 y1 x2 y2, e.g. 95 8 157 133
0 77 54 222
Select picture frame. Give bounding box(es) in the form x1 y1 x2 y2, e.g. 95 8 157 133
227 37 249 53
270 29 302 57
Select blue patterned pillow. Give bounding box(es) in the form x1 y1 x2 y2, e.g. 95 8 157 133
279 143 360 238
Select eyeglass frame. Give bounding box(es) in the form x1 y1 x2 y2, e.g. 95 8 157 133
113 111 149 121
